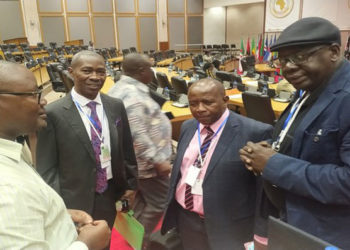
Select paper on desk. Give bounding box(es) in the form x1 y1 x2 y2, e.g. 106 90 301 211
229 94 242 99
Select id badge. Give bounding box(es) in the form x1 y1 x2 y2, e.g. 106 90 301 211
100 144 111 169
184 165 200 187
191 179 203 195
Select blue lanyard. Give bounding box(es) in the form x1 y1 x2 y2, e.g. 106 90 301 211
73 100 102 136
282 90 304 129
197 115 229 155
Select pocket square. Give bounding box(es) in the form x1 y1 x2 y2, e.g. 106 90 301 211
115 118 121 126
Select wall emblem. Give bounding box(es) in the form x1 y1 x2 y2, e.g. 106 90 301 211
270 0 294 18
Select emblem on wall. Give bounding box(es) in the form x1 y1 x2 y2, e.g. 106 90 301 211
270 0 294 18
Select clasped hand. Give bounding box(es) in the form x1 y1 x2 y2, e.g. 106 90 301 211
239 141 277 175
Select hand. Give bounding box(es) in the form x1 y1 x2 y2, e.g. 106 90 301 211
154 161 172 176
239 141 276 174
121 190 136 208
67 209 93 230
77 220 111 250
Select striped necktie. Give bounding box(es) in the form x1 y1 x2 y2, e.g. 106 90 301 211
87 101 108 193
184 126 214 210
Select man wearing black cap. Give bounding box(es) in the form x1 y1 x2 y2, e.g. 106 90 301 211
239 17 350 248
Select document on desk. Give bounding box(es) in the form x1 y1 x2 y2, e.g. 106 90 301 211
229 94 242 99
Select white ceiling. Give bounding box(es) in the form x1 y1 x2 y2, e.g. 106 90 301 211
204 0 264 8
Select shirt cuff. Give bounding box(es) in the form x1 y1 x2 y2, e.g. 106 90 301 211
66 241 88 250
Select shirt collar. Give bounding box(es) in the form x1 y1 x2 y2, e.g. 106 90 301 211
120 75 149 94
199 108 229 133
0 138 23 163
71 87 102 107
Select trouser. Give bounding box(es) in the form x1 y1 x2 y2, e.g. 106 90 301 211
133 175 170 246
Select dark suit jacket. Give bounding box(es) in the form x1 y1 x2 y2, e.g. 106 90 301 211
36 93 138 215
263 60 350 249
162 111 273 250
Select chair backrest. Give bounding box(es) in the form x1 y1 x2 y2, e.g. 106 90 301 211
156 72 172 89
8 43 19 52
129 47 137 53
109 47 118 58
216 71 234 82
59 69 74 92
37 42 45 50
242 91 276 125
46 63 66 93
171 76 188 95
4 51 16 62
122 48 130 56
49 42 57 49
0 44 9 52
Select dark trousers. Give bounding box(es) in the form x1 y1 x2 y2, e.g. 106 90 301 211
92 180 119 250
177 204 211 250
92 180 119 229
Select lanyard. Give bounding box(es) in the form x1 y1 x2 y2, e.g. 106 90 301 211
272 90 310 151
196 115 229 166
73 99 104 143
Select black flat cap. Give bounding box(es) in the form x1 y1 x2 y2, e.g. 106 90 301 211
271 17 341 51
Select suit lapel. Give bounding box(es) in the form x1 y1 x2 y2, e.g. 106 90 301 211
101 95 118 156
204 113 239 183
62 94 95 162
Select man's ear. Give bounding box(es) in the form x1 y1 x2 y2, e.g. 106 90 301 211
329 44 340 62
68 67 73 76
223 95 229 103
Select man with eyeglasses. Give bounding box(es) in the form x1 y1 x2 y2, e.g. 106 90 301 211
36 51 138 236
240 17 350 248
0 61 111 249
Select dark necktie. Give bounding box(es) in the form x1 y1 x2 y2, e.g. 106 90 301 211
184 126 214 210
86 101 108 193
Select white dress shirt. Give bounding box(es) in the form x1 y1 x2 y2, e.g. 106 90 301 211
71 87 112 179
0 138 87 250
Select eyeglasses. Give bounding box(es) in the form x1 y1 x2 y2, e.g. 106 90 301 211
273 45 328 67
0 88 43 104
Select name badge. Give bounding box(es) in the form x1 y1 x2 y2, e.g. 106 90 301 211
185 165 200 187
191 179 203 195
100 144 111 169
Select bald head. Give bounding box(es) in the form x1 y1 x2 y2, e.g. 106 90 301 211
122 53 153 84
188 78 228 125
189 78 226 97
70 50 104 69
0 61 31 91
0 61 47 140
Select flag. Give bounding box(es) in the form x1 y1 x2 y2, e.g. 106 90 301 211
251 37 256 56
256 35 262 62
272 34 278 60
246 37 251 55
263 35 271 62
240 38 245 55
259 35 264 62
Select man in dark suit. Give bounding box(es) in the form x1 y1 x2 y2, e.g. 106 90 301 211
36 51 138 229
161 78 273 249
240 17 350 249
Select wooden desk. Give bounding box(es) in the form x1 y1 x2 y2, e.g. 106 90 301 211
220 58 238 72
157 58 174 67
3 37 28 45
173 57 193 71
64 40 84 46
108 56 123 63
255 63 276 76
